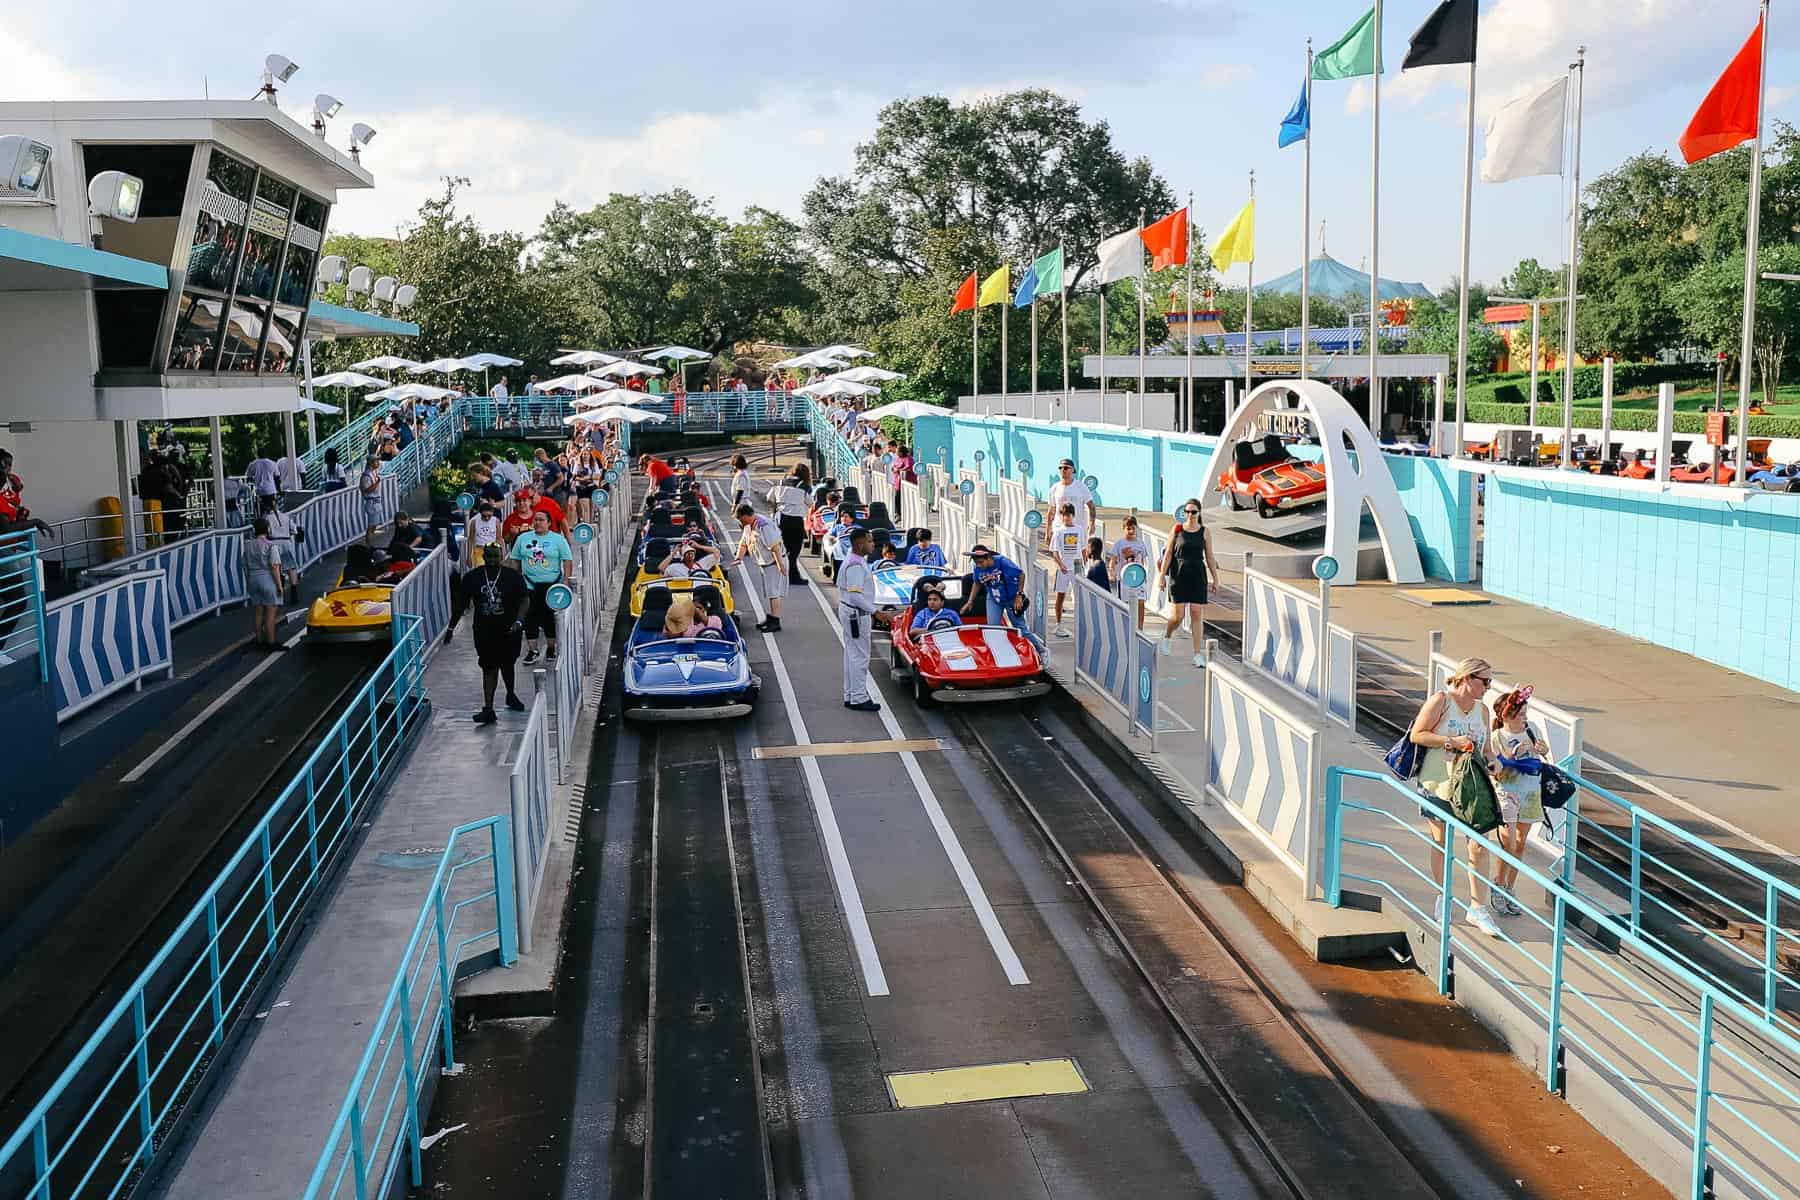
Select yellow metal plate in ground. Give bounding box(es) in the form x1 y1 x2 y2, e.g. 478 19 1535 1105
1399 588 1493 607
886 1059 1088 1109
753 738 944 760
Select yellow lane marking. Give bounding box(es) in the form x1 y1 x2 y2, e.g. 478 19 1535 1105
752 738 944 760
886 1059 1088 1109
1399 587 1493 607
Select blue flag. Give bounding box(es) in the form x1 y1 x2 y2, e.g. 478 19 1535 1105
1012 262 1038 308
1278 79 1310 148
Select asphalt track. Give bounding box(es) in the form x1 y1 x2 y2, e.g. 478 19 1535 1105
417 447 1655 1199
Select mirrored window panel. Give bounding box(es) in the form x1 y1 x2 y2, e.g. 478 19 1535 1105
167 291 224 372
266 306 304 375
218 300 269 373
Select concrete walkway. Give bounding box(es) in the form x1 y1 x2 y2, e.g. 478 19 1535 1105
147 589 612 1198
1036 514 1800 1200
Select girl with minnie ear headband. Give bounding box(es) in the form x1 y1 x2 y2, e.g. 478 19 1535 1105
1488 684 1548 920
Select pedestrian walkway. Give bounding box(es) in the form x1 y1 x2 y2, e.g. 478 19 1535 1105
1033 514 1800 1200
147 589 615 1199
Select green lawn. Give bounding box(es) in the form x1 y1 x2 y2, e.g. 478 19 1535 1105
1609 384 1800 415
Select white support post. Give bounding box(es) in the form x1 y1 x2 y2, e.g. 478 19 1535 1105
1316 576 1332 722
1600 357 1615 465
1655 382 1675 485
1433 371 1448 456
114 420 139 557
209 418 227 529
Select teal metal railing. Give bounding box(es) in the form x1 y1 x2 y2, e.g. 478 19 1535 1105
302 816 516 1200
1559 771 1800 1036
0 617 433 1199
0 528 48 682
1323 766 1800 1200
806 401 862 486
302 404 389 490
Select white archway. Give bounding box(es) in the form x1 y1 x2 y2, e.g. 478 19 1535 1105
1196 379 1424 584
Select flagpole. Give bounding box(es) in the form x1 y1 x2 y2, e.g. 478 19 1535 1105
1560 47 1586 469
1031 291 1040 401
1244 170 1255 411
973 304 980 402
1060 242 1070 419
1185 190 1195 433
1369 0 1383 440
1001 288 1009 400
1301 40 1314 384
1453 49 1477 460
1735 1 1771 482
1100 288 1108 409
1137 207 1147 426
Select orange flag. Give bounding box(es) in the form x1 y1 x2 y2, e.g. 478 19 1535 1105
1680 17 1764 164
1139 207 1189 271
950 271 978 314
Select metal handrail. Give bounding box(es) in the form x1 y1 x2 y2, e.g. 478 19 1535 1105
0 529 47 680
1324 765 1800 1200
0 617 434 1198
302 815 516 1200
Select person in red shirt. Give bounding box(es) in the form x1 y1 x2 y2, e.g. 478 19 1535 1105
517 486 568 533
640 454 675 487
500 493 536 551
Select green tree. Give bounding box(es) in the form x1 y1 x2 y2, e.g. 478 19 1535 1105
803 90 1175 335
1406 295 1506 378
1672 242 1800 406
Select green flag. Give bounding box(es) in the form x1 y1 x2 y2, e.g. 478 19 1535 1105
1313 5 1382 80
1032 246 1064 295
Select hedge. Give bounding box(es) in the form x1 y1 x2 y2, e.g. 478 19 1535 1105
1460 401 1800 438
1465 363 1708 407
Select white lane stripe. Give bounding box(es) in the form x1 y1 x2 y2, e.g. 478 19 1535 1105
780 499 1030 988
121 627 308 784
706 482 890 997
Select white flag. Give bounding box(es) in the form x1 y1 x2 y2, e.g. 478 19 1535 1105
1482 76 1568 184
1092 227 1143 285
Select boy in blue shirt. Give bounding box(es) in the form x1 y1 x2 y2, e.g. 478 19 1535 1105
964 544 1025 626
905 529 947 567
910 585 962 630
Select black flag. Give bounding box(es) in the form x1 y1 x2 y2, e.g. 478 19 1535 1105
1403 0 1478 70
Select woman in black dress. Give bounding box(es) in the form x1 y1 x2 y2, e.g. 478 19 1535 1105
1156 497 1220 667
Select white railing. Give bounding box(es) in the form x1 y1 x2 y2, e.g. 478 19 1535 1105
508 693 555 956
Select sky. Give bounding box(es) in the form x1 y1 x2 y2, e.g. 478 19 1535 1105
7 0 1797 292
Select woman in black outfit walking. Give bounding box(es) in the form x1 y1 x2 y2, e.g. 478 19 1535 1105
1155 497 1221 667
770 462 811 585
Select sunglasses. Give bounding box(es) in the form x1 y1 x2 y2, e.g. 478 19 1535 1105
1184 508 1200 515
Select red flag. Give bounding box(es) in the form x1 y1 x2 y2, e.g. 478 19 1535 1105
950 271 978 314
1139 207 1189 271
1680 17 1764 164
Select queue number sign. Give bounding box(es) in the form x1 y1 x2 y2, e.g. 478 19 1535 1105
1706 411 1729 448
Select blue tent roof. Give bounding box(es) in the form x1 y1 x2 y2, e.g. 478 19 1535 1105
1254 253 1433 303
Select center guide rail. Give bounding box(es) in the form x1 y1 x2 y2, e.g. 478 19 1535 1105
952 704 1439 1200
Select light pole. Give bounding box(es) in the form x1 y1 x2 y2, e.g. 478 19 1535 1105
1492 294 1583 436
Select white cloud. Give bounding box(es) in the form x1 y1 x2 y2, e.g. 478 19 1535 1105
0 29 123 100
1342 66 1454 117
330 91 882 240
1769 86 1800 111
1199 64 1252 90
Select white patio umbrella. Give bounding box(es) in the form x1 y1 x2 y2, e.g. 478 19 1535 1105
458 352 524 394
550 349 621 367
408 357 470 374
795 377 881 399
858 399 944 422
349 354 422 373
591 360 665 379
574 389 661 409
821 344 876 360
579 405 668 424
776 349 850 371
368 382 458 403
312 370 389 389
829 365 907 384
644 345 711 391
296 396 343 415
537 373 611 393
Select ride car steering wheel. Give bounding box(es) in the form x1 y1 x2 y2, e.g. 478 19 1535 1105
926 615 959 632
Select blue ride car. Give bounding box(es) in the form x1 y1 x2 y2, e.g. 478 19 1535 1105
622 581 760 721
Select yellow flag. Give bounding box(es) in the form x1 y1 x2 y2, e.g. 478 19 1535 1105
1212 199 1255 269
976 264 1011 307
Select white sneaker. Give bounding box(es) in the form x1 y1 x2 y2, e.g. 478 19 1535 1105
1054 624 1072 639
1468 905 1503 939
1158 638 1172 657
1192 653 1206 668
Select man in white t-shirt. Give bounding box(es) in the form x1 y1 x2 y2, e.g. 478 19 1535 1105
277 449 305 494
1047 458 1096 536
246 449 281 500
490 376 509 402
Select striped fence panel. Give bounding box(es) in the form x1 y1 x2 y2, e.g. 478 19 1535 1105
1073 576 1132 714
1132 630 1159 739
91 533 231 629
391 543 454 652
939 502 971 564
997 479 1031 542
1025 559 1051 647
899 481 925 533
293 486 362 573
44 570 173 721
1241 568 1357 730
1204 657 1324 890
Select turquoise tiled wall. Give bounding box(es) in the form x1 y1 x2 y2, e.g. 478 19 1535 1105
1483 474 1800 689
906 414 1474 582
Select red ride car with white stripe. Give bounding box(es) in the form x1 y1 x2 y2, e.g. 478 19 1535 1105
887 574 1052 708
